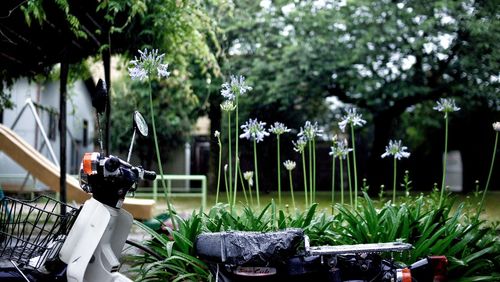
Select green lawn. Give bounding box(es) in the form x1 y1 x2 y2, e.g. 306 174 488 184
152 191 500 223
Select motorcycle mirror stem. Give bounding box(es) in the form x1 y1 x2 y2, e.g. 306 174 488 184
92 79 108 154
127 111 149 163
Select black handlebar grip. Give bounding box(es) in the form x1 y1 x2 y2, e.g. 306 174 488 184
143 170 157 181
105 156 121 172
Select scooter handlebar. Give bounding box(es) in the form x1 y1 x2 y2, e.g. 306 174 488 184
107 156 157 181
142 170 156 181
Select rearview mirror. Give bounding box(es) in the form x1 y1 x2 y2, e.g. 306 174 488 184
133 111 148 137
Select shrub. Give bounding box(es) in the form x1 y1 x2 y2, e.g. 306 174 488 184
130 192 500 281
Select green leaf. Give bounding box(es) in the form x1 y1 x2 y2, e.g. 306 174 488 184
134 220 171 249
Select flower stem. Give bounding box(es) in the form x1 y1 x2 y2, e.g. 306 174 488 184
439 114 449 207
477 131 498 221
277 135 282 207
308 141 313 204
227 112 233 208
340 158 344 205
237 162 248 205
233 158 239 207
253 139 260 208
393 157 397 204
289 170 296 210
331 156 336 214
313 139 317 204
233 94 239 205
248 182 254 206
346 152 353 206
148 79 175 229
302 151 308 207
350 125 358 209
215 141 222 204
224 166 230 204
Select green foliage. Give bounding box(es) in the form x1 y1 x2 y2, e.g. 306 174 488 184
109 0 223 157
0 92 13 110
132 193 500 280
129 214 209 281
20 0 46 26
333 193 500 280
97 0 148 32
218 0 498 122
21 0 86 38
110 76 198 162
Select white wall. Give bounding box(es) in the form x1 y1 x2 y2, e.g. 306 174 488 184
0 78 95 190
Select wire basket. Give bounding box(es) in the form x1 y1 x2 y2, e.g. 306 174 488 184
0 195 79 269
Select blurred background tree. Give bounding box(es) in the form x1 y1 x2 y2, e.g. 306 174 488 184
213 0 499 192
107 0 222 171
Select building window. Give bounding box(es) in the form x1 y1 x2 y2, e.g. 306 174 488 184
48 112 57 141
83 119 88 147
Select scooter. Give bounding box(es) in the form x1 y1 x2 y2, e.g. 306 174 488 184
0 80 156 281
195 229 448 282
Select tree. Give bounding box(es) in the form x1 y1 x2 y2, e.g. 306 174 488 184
109 0 222 171
216 0 499 191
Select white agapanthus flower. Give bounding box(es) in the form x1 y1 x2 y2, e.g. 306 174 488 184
433 98 460 114
381 140 411 160
214 130 220 138
283 160 296 170
329 145 338 157
220 75 252 100
243 171 254 187
128 49 170 81
298 121 324 141
331 139 352 159
240 118 269 143
269 122 291 135
328 135 339 156
292 137 307 153
220 100 237 112
492 122 500 132
338 108 367 132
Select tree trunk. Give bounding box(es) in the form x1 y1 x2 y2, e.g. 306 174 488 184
59 50 69 213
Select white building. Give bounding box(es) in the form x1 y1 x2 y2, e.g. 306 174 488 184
0 78 96 191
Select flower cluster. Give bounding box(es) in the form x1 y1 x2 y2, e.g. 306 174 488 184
292 138 307 153
329 139 352 159
283 160 296 170
338 108 367 132
381 140 411 160
269 122 291 135
243 171 254 186
492 122 500 132
240 118 269 143
298 121 323 140
220 100 237 112
433 98 460 115
128 49 170 81
220 75 252 100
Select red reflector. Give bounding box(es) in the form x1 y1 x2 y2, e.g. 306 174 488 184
402 268 412 282
82 152 98 175
429 256 448 282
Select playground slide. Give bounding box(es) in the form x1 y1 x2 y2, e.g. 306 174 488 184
0 124 155 219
